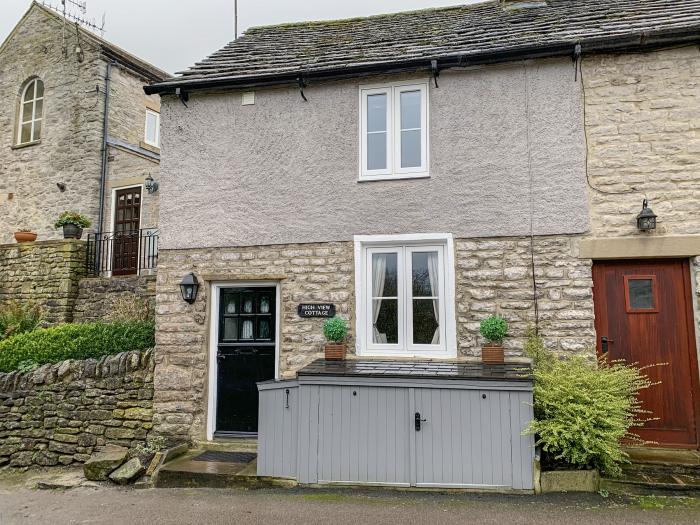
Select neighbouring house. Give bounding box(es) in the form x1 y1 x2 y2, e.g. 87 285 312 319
0 2 167 277
145 0 700 489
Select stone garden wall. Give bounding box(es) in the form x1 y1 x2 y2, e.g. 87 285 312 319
0 350 154 468
73 275 157 323
0 240 86 324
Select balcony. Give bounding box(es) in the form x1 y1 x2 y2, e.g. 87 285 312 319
86 228 159 277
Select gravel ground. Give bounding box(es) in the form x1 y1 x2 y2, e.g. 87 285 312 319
1 479 700 525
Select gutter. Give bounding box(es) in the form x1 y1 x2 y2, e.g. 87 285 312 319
144 26 700 95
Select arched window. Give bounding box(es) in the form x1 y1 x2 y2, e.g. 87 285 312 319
17 78 44 145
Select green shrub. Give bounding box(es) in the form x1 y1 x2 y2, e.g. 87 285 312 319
0 301 43 340
54 211 91 229
479 315 508 344
0 321 154 373
524 331 654 476
322 317 348 343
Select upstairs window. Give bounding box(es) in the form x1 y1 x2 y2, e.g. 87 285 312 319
360 82 428 180
144 109 160 148
17 78 44 145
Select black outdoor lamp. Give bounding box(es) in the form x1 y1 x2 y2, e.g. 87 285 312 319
636 199 657 232
145 174 159 194
179 273 200 304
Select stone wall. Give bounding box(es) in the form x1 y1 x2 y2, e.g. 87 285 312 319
0 350 154 468
0 240 86 325
73 275 157 323
0 6 104 244
456 236 595 357
153 234 593 441
0 4 164 245
582 46 700 347
582 46 700 238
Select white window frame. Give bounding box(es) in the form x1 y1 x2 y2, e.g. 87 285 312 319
144 108 160 148
354 233 456 358
17 78 44 145
359 81 429 181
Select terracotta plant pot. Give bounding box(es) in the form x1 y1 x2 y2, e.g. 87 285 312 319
14 231 37 243
62 224 83 240
482 344 505 364
324 343 346 361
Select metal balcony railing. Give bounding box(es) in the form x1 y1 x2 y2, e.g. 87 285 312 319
86 228 159 277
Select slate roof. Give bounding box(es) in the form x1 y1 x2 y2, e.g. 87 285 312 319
148 0 700 93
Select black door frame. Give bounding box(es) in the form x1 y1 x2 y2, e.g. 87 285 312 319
207 281 280 440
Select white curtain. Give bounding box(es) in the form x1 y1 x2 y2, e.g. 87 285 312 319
242 320 253 339
372 254 387 344
427 252 440 344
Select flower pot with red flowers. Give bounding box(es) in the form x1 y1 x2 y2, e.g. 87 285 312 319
480 315 508 364
54 211 92 240
323 317 348 361
14 229 37 243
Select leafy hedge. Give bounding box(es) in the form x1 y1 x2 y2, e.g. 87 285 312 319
0 321 155 373
524 329 654 476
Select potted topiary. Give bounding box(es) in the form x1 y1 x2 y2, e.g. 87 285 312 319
14 229 37 243
322 317 348 361
480 315 508 364
54 211 91 240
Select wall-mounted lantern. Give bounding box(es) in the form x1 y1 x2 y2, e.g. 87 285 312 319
145 174 159 194
636 199 657 232
180 273 199 304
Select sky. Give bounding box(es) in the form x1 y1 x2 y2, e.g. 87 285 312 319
1 0 482 74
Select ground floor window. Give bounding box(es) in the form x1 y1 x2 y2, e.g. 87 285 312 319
355 234 456 358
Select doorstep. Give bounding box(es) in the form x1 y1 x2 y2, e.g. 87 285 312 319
154 447 296 489
153 437 294 489
601 455 700 496
623 447 700 467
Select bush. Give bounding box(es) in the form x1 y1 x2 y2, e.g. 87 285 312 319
0 321 154 373
104 295 154 323
524 331 654 476
0 301 43 340
54 211 91 229
479 315 508 344
323 317 347 343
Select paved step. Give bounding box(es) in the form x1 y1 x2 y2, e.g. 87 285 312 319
602 461 700 495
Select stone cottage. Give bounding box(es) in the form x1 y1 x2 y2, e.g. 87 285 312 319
145 0 700 470
0 2 167 277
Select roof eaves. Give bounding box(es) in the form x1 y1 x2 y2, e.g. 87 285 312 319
144 24 700 95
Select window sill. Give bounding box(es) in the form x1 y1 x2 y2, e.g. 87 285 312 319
139 141 160 154
359 349 457 359
358 173 430 183
11 140 41 150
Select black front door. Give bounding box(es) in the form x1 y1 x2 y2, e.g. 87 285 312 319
216 287 276 436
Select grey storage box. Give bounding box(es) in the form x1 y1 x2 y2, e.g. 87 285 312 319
258 360 535 491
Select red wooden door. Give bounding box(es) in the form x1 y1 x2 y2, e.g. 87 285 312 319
112 187 141 276
593 259 700 448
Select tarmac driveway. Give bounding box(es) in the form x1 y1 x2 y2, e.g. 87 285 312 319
1 483 700 525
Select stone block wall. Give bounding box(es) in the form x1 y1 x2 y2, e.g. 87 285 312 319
153 242 355 441
153 234 593 441
456 236 595 357
582 46 700 237
73 275 156 323
0 350 154 468
0 240 86 324
0 6 104 244
582 46 700 345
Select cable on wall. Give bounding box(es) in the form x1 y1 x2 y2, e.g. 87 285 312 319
524 65 540 336
577 51 639 196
